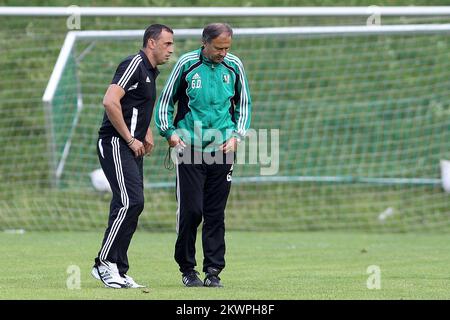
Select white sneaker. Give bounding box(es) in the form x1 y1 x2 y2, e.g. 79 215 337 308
123 274 146 288
92 265 145 288
91 266 101 280
94 261 128 289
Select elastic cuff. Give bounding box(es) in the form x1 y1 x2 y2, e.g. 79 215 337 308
232 131 244 141
163 129 175 140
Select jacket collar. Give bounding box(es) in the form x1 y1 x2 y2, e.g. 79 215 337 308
199 47 217 67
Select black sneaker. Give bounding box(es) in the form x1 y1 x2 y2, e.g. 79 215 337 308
204 267 223 288
181 270 204 287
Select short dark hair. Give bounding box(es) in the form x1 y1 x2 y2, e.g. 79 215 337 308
202 23 233 43
143 24 173 48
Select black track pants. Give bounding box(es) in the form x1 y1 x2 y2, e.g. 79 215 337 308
174 149 234 274
94 136 144 275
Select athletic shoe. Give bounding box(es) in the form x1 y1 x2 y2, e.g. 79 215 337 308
92 266 145 288
181 270 204 287
204 267 223 288
123 274 146 288
93 261 127 288
91 266 101 280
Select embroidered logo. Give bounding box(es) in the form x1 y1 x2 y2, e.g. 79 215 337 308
191 73 202 89
128 82 138 91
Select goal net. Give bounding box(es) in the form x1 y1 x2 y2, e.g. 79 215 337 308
2 23 450 231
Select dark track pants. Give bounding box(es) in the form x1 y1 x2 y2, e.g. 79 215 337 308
175 149 234 273
94 136 144 275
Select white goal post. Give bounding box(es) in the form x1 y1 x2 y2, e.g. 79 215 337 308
42 24 450 189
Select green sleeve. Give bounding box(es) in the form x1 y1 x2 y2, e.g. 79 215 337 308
232 57 252 139
155 58 185 139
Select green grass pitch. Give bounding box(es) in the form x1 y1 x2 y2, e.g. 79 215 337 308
1 231 450 299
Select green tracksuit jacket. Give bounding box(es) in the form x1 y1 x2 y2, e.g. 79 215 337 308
155 47 252 152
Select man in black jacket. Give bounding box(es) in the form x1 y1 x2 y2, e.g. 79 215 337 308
91 24 174 288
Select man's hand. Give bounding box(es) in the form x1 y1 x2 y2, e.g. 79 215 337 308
144 130 154 156
129 138 145 157
220 137 239 153
168 133 186 148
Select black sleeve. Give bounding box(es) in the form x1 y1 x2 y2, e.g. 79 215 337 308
111 55 142 91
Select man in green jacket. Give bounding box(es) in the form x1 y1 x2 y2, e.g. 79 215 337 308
155 23 251 288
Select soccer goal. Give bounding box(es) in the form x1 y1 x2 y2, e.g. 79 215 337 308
38 24 450 231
